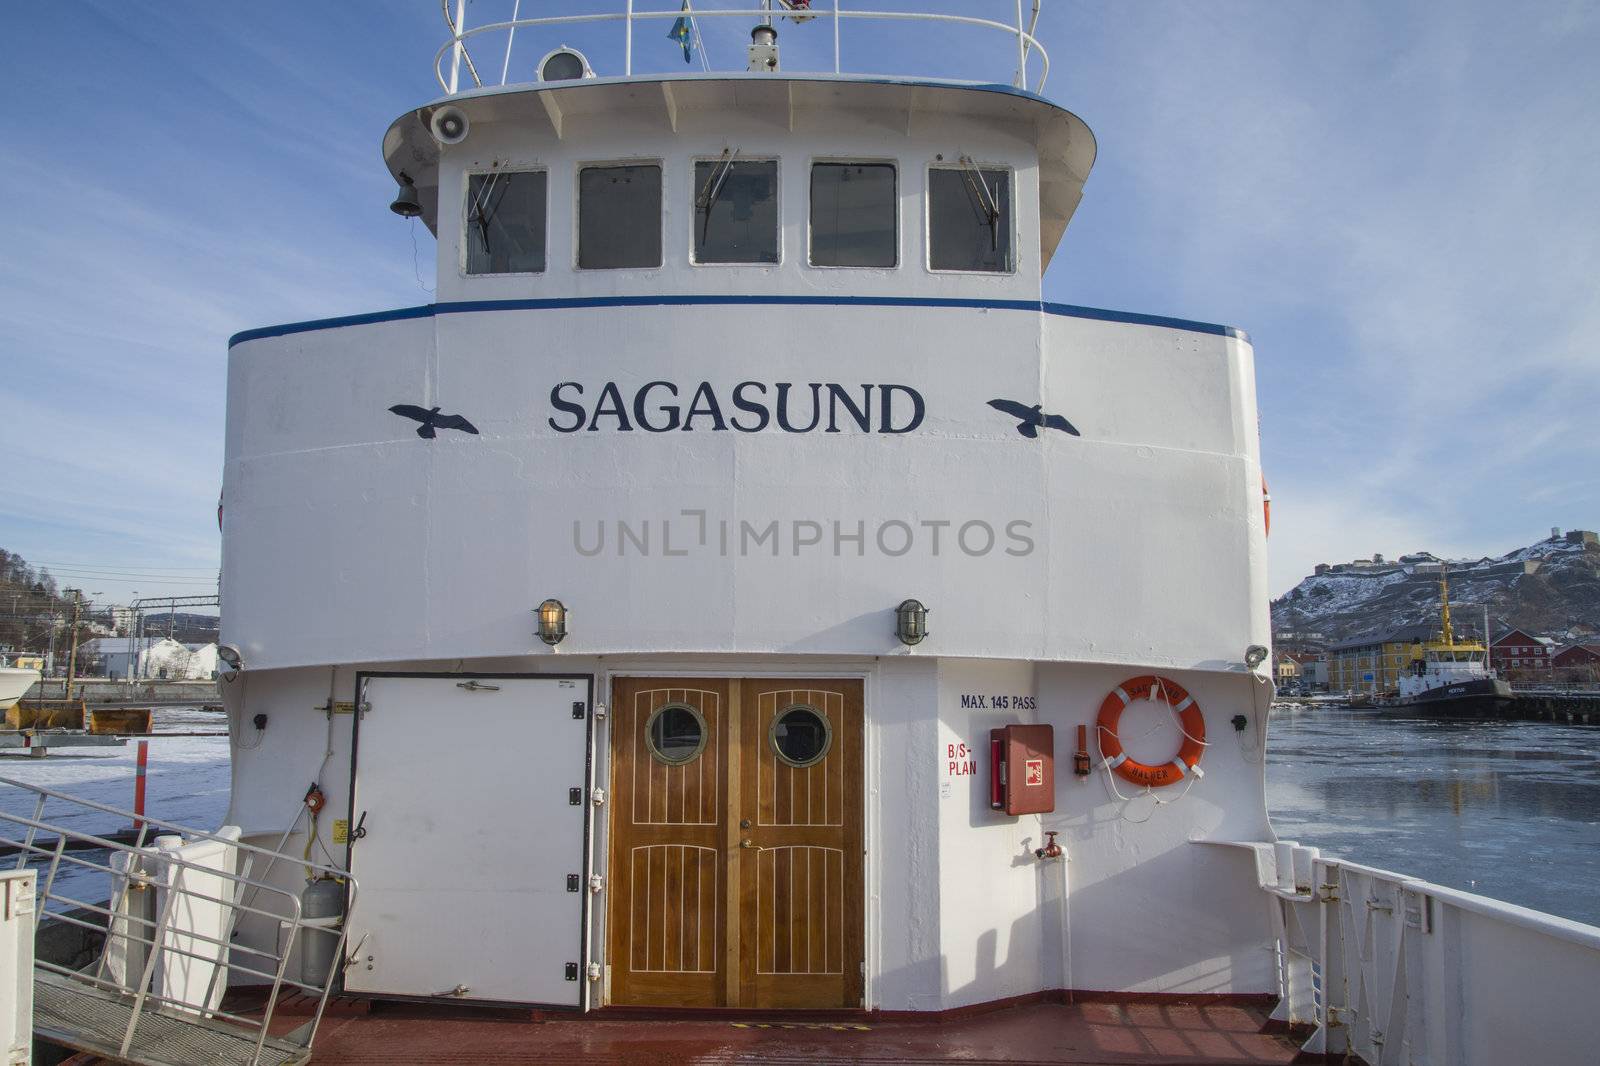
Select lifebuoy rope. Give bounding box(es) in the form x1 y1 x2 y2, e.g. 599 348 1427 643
1094 739 1202 820
1094 675 1209 814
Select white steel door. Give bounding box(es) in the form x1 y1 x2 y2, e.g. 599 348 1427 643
344 674 592 1005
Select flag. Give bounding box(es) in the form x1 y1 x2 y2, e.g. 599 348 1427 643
667 1 695 64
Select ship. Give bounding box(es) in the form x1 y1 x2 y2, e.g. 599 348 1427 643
3 4 1598 1065
1385 566 1515 717
0 667 40 713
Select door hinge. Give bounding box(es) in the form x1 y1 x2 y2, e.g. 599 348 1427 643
569 788 582 806
589 875 604 894
572 701 586 719
564 962 579 981
594 702 608 720
590 787 606 807
566 874 581 892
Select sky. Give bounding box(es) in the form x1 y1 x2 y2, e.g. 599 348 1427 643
1 1 1596 609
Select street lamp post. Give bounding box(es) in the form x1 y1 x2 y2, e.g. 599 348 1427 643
127 592 139 682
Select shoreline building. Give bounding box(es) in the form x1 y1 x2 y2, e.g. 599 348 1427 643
1552 643 1600 682
1490 627 1555 679
1325 626 1436 695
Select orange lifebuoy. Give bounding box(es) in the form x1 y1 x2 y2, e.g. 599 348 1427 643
1095 675 1206 789
1262 475 1271 537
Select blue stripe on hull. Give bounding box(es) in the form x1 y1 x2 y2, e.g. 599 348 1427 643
228 295 1248 347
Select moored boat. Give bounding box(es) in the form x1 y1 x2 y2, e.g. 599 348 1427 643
0 666 40 712
1382 566 1513 717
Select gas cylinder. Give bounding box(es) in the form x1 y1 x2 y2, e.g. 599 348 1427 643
299 876 345 987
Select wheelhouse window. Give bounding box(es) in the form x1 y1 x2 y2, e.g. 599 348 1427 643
928 162 1013 272
809 162 896 267
578 163 663 269
465 170 547 274
694 157 779 264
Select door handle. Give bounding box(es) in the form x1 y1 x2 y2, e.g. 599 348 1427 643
739 839 765 852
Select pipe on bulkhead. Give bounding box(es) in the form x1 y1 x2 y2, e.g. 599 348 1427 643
1035 824 1072 1002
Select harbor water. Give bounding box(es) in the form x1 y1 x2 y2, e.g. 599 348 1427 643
1266 704 1600 927
4 705 1598 927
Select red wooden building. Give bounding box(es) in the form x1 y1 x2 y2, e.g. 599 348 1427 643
1491 628 1554 678
1551 644 1600 682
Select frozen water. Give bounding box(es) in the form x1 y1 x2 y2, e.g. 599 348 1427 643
1266 704 1600 927
0 708 230 911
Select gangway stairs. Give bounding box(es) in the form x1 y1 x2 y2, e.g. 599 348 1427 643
0 776 356 1066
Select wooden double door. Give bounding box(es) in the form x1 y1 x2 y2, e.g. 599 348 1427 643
607 677 864 1008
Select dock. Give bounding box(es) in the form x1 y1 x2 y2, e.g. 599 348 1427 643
0 731 126 757
1508 686 1600 724
24 677 221 709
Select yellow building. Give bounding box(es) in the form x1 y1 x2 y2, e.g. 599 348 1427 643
1326 626 1435 695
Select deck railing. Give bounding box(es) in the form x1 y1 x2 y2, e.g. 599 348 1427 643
1208 839 1600 1066
435 1 1050 95
1508 680 1600 694
1 776 355 1066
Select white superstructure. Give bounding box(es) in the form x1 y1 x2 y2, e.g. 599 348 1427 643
203 5 1599 1061
1395 651 1489 700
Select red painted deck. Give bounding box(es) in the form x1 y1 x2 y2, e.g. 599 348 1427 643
55 996 1302 1065
298 999 1300 1065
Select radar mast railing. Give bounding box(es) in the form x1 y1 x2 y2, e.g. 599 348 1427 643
434 1 1051 96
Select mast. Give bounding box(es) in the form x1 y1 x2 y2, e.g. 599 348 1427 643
1439 564 1454 645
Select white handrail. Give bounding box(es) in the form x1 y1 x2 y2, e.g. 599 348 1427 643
1202 839 1600 1064
1 776 356 1066
435 4 1050 96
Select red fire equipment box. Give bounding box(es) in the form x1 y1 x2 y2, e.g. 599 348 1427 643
989 724 1055 815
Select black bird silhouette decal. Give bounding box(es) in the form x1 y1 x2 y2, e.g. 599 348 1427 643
987 399 1080 439
389 404 480 439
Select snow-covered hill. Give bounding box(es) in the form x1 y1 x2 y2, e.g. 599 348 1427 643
1272 531 1600 646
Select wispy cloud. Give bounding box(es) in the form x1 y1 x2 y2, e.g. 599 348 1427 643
0 4 436 602
1043 2 1600 592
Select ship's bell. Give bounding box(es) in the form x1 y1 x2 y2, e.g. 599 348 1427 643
390 172 422 218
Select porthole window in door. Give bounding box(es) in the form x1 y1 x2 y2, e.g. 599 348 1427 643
645 702 707 765
770 704 831 767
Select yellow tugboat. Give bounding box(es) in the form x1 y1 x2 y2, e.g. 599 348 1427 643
1387 566 1513 716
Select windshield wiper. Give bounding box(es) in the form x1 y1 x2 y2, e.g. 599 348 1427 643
696 148 737 243
468 171 503 256
959 155 1000 251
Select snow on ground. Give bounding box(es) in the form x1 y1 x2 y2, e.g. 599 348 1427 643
0 707 231 834
1503 538 1583 563
0 707 231 911
1291 568 1412 615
